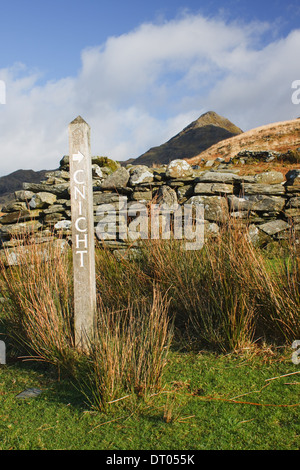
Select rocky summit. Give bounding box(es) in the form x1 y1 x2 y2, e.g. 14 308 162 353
130 111 243 166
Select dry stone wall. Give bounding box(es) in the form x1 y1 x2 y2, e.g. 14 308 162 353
0 153 300 264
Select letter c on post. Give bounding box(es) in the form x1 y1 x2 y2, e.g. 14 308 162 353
75 217 87 232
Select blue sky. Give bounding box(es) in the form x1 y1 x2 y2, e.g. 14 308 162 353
0 0 300 175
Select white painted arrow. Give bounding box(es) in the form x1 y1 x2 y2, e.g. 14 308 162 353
73 151 84 163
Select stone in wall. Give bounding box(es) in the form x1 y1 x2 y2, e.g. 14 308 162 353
194 182 234 195
186 195 228 223
129 166 154 185
166 159 194 179
156 185 178 206
100 167 130 190
228 195 285 212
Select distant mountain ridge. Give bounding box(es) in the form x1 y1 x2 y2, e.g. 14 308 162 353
0 169 48 207
130 111 243 166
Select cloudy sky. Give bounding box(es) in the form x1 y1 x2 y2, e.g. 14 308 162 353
0 0 300 176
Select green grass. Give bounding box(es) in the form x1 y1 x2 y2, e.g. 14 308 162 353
0 227 299 450
0 348 299 450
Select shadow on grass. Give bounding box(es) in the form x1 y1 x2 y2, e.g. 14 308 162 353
2 342 88 411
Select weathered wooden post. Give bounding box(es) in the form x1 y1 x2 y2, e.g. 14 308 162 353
68 116 97 350
0 340 6 365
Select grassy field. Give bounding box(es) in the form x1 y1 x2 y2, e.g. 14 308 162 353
0 347 299 450
0 224 299 451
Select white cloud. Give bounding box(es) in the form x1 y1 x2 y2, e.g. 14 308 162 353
0 13 299 175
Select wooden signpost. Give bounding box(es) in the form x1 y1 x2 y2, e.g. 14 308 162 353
0 340 6 365
68 116 96 350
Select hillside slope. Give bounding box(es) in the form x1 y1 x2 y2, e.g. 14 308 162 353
187 118 300 165
132 111 243 166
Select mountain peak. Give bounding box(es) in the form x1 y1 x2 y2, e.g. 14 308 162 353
182 111 243 135
131 111 243 166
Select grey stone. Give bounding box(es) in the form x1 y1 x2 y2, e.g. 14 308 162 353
230 211 250 219
0 240 66 266
228 195 285 212
253 171 285 184
42 204 67 214
287 197 300 208
1 239 24 247
284 208 300 218
45 170 70 180
204 160 216 167
1 201 28 212
0 209 29 225
196 171 241 184
16 388 42 399
0 248 19 266
247 224 272 247
0 209 41 224
242 183 285 195
193 183 214 194
156 185 178 206
23 182 69 196
56 199 69 205
59 155 70 168
14 190 35 202
91 164 103 179
194 182 233 194
129 165 153 186
94 199 128 213
93 192 122 205
100 167 130 190
166 159 193 179
212 183 234 194
0 220 42 237
204 221 220 236
186 195 228 222
43 213 65 225
168 180 192 187
258 219 290 236
43 176 68 186
29 192 57 209
177 185 193 200
54 220 72 231
131 191 153 202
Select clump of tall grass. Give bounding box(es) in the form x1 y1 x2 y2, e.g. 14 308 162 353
251 232 300 343
0 235 76 371
78 290 173 411
94 218 300 351
135 225 259 352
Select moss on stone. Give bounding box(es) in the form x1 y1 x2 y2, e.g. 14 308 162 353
92 156 120 173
